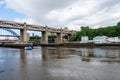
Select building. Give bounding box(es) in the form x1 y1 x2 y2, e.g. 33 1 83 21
93 36 108 43
93 36 120 43
106 37 120 42
80 36 89 43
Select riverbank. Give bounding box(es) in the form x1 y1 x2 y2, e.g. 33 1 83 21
0 43 33 48
1 42 120 48
40 43 120 48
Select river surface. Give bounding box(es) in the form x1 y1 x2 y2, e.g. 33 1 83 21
0 47 120 80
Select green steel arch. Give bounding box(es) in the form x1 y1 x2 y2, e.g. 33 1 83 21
1 28 19 38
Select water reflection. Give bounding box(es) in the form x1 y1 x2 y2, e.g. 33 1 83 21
1 47 120 80
57 47 65 58
20 49 27 63
81 57 91 62
78 48 120 62
41 47 65 60
79 48 120 58
40 47 120 63
41 47 49 60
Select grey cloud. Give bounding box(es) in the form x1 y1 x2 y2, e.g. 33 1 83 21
4 0 120 30
6 0 77 14
95 0 120 12
39 0 76 10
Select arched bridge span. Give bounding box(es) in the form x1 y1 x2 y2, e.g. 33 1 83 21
0 20 77 43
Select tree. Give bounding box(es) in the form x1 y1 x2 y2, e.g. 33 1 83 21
72 21 120 41
117 21 120 26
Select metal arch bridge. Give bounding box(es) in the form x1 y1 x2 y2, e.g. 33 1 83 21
0 28 19 38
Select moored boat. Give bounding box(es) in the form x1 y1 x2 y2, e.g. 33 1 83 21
25 47 32 50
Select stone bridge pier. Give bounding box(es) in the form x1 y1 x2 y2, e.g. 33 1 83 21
0 20 77 44
56 28 63 43
41 28 75 44
56 33 62 43
68 34 72 41
19 25 75 44
41 26 48 44
20 22 27 43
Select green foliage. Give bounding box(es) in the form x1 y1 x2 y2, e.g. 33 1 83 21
29 36 41 42
48 35 56 38
75 21 120 41
70 34 77 41
88 53 95 57
117 21 120 26
63 35 68 39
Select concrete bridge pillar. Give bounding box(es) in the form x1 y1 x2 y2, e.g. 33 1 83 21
41 26 48 44
20 22 27 43
68 34 72 41
56 28 63 43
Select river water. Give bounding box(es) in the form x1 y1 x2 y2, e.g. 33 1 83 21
0 47 120 80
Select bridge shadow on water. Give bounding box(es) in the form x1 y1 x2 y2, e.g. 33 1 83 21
1 47 120 80
41 47 66 60
19 46 120 62
20 46 66 61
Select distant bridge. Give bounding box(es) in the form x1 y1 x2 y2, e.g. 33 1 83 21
0 35 19 37
0 39 18 43
0 28 19 38
0 20 77 43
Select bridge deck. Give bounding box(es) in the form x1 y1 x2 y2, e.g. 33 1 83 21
0 20 77 34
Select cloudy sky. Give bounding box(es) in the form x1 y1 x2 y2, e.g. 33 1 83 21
0 0 120 30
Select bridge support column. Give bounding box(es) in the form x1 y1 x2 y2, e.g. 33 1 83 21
41 26 48 44
56 28 63 43
20 22 27 43
68 34 72 42
56 33 62 43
